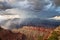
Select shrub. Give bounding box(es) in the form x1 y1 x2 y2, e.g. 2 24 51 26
48 31 58 40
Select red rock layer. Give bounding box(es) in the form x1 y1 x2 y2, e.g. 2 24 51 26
0 27 26 40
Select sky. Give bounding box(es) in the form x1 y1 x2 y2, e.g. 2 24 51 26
0 0 60 29
0 0 60 19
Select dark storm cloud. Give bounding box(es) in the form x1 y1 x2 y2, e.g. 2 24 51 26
12 0 53 10
0 0 60 29
0 0 59 11
0 0 60 10
0 0 60 16
0 1 12 10
0 0 60 17
54 0 60 6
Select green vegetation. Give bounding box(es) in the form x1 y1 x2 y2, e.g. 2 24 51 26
48 31 58 40
38 35 43 40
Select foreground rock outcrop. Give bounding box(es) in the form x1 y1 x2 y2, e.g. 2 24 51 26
0 27 26 40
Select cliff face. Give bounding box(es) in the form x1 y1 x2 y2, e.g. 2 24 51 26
0 27 26 40
12 26 53 40
0 26 58 40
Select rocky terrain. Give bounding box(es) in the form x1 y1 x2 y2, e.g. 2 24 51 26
47 26 60 40
0 25 60 40
12 26 53 40
0 26 26 40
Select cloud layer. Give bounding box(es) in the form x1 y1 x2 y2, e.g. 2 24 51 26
0 0 60 20
0 0 60 29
